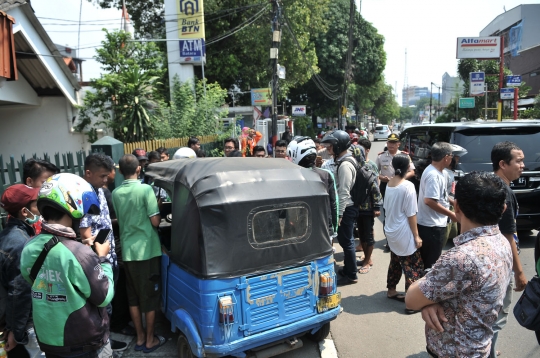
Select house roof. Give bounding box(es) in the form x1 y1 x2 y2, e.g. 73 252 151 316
0 0 25 12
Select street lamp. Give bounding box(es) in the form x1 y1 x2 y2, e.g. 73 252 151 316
430 82 441 123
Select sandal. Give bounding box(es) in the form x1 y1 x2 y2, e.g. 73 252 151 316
387 294 406 302
358 265 371 274
143 335 166 353
134 342 146 351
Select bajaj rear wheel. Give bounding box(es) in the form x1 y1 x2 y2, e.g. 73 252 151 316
308 322 331 341
177 334 195 358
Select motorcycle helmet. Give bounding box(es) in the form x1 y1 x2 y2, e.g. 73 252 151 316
173 147 197 159
322 130 351 155
451 144 468 157
287 137 317 165
37 173 100 219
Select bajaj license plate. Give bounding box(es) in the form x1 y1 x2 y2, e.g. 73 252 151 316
317 292 341 312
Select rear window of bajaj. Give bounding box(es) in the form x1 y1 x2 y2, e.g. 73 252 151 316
454 126 540 188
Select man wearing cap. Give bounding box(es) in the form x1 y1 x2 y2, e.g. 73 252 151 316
132 148 148 182
376 133 415 252
0 185 41 357
376 133 415 198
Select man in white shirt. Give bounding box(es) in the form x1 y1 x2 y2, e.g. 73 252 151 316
417 142 457 269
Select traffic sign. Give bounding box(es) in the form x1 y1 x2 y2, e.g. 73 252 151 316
459 98 475 108
506 75 522 87
500 88 515 100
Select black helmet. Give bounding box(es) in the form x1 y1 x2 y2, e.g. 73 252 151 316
326 130 351 154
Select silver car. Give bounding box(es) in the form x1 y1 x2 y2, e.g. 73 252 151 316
373 125 391 141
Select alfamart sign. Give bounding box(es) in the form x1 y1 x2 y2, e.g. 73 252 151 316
456 37 500 59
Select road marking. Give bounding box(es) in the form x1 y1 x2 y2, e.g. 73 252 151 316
319 333 338 358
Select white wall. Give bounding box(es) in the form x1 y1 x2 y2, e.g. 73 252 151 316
0 97 92 159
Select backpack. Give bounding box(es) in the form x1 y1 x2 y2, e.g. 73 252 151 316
337 156 377 207
349 144 366 166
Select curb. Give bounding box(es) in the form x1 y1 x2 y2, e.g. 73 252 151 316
319 332 338 358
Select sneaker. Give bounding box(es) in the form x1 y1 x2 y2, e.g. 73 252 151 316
383 243 390 253
111 339 128 352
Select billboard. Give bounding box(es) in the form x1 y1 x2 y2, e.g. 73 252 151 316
292 105 307 116
251 88 272 106
179 39 205 64
456 37 500 59
177 0 205 39
469 72 485 96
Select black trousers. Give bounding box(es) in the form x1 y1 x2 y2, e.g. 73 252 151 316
418 224 447 269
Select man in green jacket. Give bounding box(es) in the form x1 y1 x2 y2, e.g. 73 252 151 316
20 173 114 358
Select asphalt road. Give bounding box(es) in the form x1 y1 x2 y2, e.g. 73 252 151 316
327 140 540 358
118 139 540 358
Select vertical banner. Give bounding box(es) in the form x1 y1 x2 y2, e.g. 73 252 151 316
177 0 205 39
469 72 485 96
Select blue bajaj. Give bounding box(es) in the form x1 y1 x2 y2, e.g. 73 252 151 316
146 158 341 358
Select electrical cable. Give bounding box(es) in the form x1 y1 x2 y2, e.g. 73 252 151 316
206 5 269 45
282 12 340 100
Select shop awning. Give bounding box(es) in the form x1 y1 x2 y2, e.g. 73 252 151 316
0 10 17 81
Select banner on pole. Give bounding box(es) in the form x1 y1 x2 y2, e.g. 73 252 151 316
251 88 272 106
469 72 485 96
177 0 205 39
179 39 206 64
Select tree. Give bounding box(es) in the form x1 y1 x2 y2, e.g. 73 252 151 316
399 106 413 121
91 0 332 99
77 30 166 142
289 0 386 118
371 84 399 124
457 59 530 119
155 77 230 139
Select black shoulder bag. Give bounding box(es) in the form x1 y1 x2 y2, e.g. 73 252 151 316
29 236 66 282
513 276 540 331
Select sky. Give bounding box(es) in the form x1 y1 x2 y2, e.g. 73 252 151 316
30 0 539 104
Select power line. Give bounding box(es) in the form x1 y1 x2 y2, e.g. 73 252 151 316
282 11 340 101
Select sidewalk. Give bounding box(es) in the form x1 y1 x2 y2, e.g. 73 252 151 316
113 310 178 358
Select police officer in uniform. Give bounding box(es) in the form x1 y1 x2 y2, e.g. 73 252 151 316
376 133 415 197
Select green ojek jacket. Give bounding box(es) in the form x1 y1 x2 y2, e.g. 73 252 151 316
20 233 114 355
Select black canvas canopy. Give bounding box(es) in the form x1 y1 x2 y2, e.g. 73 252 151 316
146 158 333 279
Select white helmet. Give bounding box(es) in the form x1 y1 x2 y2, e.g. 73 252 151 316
450 144 468 157
173 147 196 159
287 137 317 165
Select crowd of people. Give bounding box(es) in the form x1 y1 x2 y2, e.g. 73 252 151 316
0 127 538 358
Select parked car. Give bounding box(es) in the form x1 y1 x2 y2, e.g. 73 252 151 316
146 158 341 358
373 125 392 141
399 121 540 231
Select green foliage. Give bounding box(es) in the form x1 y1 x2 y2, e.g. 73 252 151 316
290 0 386 117
457 59 530 119
77 30 165 142
520 94 540 119
154 77 230 140
399 106 413 121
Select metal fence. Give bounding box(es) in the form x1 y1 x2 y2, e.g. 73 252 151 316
0 151 88 229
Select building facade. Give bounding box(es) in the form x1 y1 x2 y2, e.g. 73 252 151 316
402 86 430 107
441 72 463 107
480 4 540 97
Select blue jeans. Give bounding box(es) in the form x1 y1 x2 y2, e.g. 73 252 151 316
337 205 359 280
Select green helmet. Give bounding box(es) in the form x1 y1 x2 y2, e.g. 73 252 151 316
37 173 101 219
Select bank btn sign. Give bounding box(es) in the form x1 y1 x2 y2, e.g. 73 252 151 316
177 0 205 39
456 37 500 59
292 105 307 116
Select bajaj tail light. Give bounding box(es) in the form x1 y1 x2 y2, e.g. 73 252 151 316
218 296 234 324
319 272 334 296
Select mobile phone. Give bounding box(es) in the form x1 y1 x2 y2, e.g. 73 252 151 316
94 229 112 245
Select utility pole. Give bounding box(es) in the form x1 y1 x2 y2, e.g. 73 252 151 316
340 0 355 129
270 0 281 147
429 83 433 124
